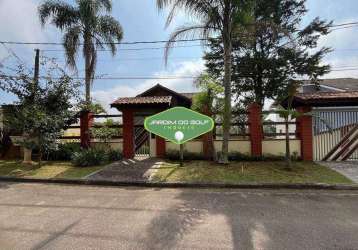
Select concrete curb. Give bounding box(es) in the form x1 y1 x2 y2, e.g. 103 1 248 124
0 176 358 190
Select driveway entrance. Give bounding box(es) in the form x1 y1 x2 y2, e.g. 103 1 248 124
319 161 358 183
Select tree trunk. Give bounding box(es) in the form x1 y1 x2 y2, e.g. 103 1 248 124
285 117 292 169
220 2 233 165
84 33 91 105
38 148 43 167
179 143 184 167
23 147 32 164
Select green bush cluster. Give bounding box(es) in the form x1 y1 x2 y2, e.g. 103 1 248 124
71 148 107 167
47 142 122 167
218 151 301 162
47 142 81 161
71 148 123 167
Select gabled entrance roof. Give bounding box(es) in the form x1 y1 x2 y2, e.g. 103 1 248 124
111 84 193 110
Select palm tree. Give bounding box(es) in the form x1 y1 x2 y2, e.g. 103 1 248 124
39 0 123 104
156 0 251 164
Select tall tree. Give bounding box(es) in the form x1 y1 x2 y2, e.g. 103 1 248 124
192 73 224 161
39 0 123 105
0 58 80 164
204 0 331 107
156 0 252 164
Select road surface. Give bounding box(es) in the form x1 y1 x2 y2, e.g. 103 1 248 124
0 182 357 250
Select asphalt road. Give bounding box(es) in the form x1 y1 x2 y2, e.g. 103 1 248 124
0 183 357 250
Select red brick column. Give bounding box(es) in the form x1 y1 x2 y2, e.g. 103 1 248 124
156 136 166 158
80 111 93 148
122 109 134 159
248 103 263 157
296 106 313 161
201 105 214 160
202 132 214 160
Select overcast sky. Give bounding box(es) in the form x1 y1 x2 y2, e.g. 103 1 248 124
1 0 358 112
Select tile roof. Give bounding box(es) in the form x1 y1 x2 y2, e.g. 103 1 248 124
112 96 172 105
302 78 358 91
295 91 358 101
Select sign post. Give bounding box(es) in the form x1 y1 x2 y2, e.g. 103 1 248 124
144 107 214 166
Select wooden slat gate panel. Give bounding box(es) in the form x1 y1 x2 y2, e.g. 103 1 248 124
313 107 358 161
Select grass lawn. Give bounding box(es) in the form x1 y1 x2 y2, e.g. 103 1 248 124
0 160 104 179
152 161 354 184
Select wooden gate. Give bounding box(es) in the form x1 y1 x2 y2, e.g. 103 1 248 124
313 107 358 161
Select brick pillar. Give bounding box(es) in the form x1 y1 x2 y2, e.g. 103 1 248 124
202 132 214 160
122 109 134 159
296 106 313 161
248 103 263 157
80 111 93 148
201 105 214 160
156 136 166 158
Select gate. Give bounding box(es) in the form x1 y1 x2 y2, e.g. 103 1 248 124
134 115 150 157
313 107 358 161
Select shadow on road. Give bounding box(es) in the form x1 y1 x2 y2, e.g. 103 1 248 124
143 188 358 250
144 190 256 249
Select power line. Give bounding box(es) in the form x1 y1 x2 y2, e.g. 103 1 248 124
41 44 205 52
1 21 358 47
0 38 208 46
330 21 358 27
2 65 358 81
0 74 198 80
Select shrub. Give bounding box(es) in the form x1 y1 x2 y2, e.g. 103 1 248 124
47 142 81 161
107 149 123 161
217 151 302 162
71 148 108 167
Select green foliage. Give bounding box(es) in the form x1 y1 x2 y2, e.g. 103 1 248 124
79 102 106 114
0 59 81 160
71 147 122 167
47 142 81 161
204 0 331 106
191 73 224 114
107 149 123 162
91 119 118 146
39 0 123 103
217 151 301 162
71 148 108 167
156 0 254 163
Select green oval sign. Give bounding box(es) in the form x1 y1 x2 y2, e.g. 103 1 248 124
144 107 214 144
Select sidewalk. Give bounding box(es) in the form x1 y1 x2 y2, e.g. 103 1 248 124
319 161 358 183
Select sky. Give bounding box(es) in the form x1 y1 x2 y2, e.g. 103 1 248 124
1 0 358 113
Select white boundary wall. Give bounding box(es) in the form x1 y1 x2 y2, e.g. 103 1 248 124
262 139 301 157
164 139 301 157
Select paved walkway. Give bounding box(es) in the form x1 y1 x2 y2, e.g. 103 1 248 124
86 158 165 182
0 183 358 249
319 161 358 183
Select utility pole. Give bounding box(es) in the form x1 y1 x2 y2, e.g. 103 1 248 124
31 49 40 102
33 49 40 87
23 49 40 164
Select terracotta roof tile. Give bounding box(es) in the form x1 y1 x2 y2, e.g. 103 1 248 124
112 96 172 105
296 91 358 100
302 78 358 91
